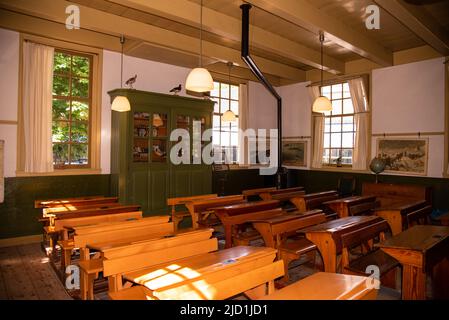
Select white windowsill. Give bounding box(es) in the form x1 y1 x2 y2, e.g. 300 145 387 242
15 169 102 177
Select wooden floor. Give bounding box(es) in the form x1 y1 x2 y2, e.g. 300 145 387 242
0 240 400 300
0 243 71 300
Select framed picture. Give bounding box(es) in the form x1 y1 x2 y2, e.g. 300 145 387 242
376 138 428 176
282 140 307 167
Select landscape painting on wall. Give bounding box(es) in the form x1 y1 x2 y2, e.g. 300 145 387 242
282 140 307 167
376 138 428 175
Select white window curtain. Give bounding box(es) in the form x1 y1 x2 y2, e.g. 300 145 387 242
348 78 369 171
22 42 54 173
238 83 249 165
310 85 324 168
0 140 4 203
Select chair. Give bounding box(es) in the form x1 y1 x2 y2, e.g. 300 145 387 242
337 176 356 198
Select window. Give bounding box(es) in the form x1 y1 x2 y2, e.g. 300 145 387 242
321 82 355 166
52 50 92 169
211 81 239 164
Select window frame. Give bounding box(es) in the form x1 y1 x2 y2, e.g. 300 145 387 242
16 34 103 176
52 49 93 169
321 82 355 168
210 80 240 164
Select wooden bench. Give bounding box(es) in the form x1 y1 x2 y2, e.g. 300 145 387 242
324 195 377 218
110 246 284 300
185 195 246 229
290 190 339 213
341 220 400 289
36 196 118 209
213 200 281 248
406 205 432 228
42 205 141 249
242 187 277 200
103 232 218 295
348 200 378 216
259 211 327 281
260 272 378 300
258 187 304 201
79 228 214 300
58 214 164 278
362 182 432 207
167 194 218 230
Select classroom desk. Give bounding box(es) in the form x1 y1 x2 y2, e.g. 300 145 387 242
260 272 378 300
213 200 280 248
379 225 449 300
374 199 427 235
250 210 324 249
122 246 282 300
242 187 277 199
185 195 245 229
298 215 384 273
323 195 377 218
35 196 116 208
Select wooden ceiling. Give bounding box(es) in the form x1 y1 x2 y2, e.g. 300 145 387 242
0 0 447 84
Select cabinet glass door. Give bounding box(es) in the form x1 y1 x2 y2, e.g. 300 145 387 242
133 112 150 162
151 113 168 163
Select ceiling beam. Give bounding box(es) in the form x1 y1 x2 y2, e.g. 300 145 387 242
105 0 345 74
0 0 306 81
245 0 394 67
374 0 449 56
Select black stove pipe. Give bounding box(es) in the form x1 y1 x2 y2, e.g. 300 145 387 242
240 3 285 189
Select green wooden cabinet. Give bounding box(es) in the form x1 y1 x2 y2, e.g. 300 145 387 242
109 89 213 216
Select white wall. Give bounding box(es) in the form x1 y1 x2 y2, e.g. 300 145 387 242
101 50 196 173
0 29 19 177
279 82 313 168
248 81 277 130
0 28 275 177
280 57 446 178
372 58 446 178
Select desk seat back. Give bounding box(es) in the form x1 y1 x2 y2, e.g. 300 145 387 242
73 221 174 248
341 220 390 250
72 215 169 235
103 237 218 277
167 194 218 206
37 196 118 209
406 205 432 228
51 205 141 220
102 228 214 259
272 211 327 237
54 211 143 231
349 201 377 216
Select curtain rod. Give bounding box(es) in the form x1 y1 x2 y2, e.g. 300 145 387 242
372 131 444 137
307 73 369 87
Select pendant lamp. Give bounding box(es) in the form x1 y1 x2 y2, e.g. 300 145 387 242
312 32 332 113
222 62 236 122
111 35 131 112
185 0 214 92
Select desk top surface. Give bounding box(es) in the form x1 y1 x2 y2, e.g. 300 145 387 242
299 215 382 234
374 199 427 212
260 272 375 300
250 210 322 225
86 227 205 251
379 225 449 252
323 195 377 205
124 246 276 290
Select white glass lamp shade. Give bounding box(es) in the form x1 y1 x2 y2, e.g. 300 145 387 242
222 110 236 122
312 96 332 113
111 96 131 112
185 67 214 92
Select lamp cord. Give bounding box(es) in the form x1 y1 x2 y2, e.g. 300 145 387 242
200 0 203 68
320 32 324 88
120 35 124 88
